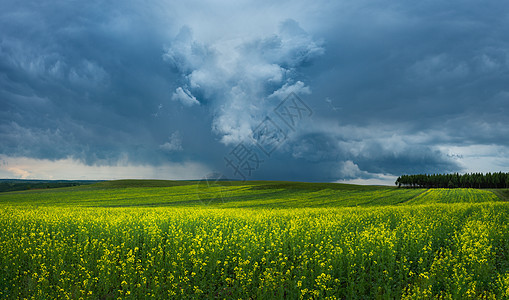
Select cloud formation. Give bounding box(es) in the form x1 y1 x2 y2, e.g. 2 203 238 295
164 19 323 145
1 0 509 182
159 131 183 152
171 87 200 106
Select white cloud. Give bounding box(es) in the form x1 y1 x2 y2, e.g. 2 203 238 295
337 175 398 186
164 19 324 145
269 81 310 100
159 131 183 152
338 160 365 179
6 166 31 179
334 160 397 186
171 87 200 106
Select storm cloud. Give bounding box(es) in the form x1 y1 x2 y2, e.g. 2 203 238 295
1 0 508 182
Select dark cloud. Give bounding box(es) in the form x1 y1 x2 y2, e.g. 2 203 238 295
1 0 508 181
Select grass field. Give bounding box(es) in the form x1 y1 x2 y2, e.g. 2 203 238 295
1 180 508 299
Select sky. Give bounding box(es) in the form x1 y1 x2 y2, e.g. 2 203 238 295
1 0 509 184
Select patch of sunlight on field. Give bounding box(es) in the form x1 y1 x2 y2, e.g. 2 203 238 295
0 182 429 208
406 188 500 204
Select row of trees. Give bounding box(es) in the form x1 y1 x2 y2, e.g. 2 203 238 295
396 172 509 189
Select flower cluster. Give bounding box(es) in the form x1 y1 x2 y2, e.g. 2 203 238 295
0 202 508 299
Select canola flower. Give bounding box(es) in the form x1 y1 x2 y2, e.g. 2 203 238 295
0 202 508 299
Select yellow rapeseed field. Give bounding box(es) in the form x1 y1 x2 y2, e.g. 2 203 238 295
0 182 508 299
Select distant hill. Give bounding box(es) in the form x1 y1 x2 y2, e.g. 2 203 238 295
87 179 383 190
0 179 102 193
89 179 198 188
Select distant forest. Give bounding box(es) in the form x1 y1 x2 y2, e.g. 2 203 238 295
396 172 509 189
0 180 100 193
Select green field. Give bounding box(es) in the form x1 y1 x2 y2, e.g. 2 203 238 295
1 180 508 299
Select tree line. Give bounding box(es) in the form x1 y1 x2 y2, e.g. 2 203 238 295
396 172 509 189
0 180 99 193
